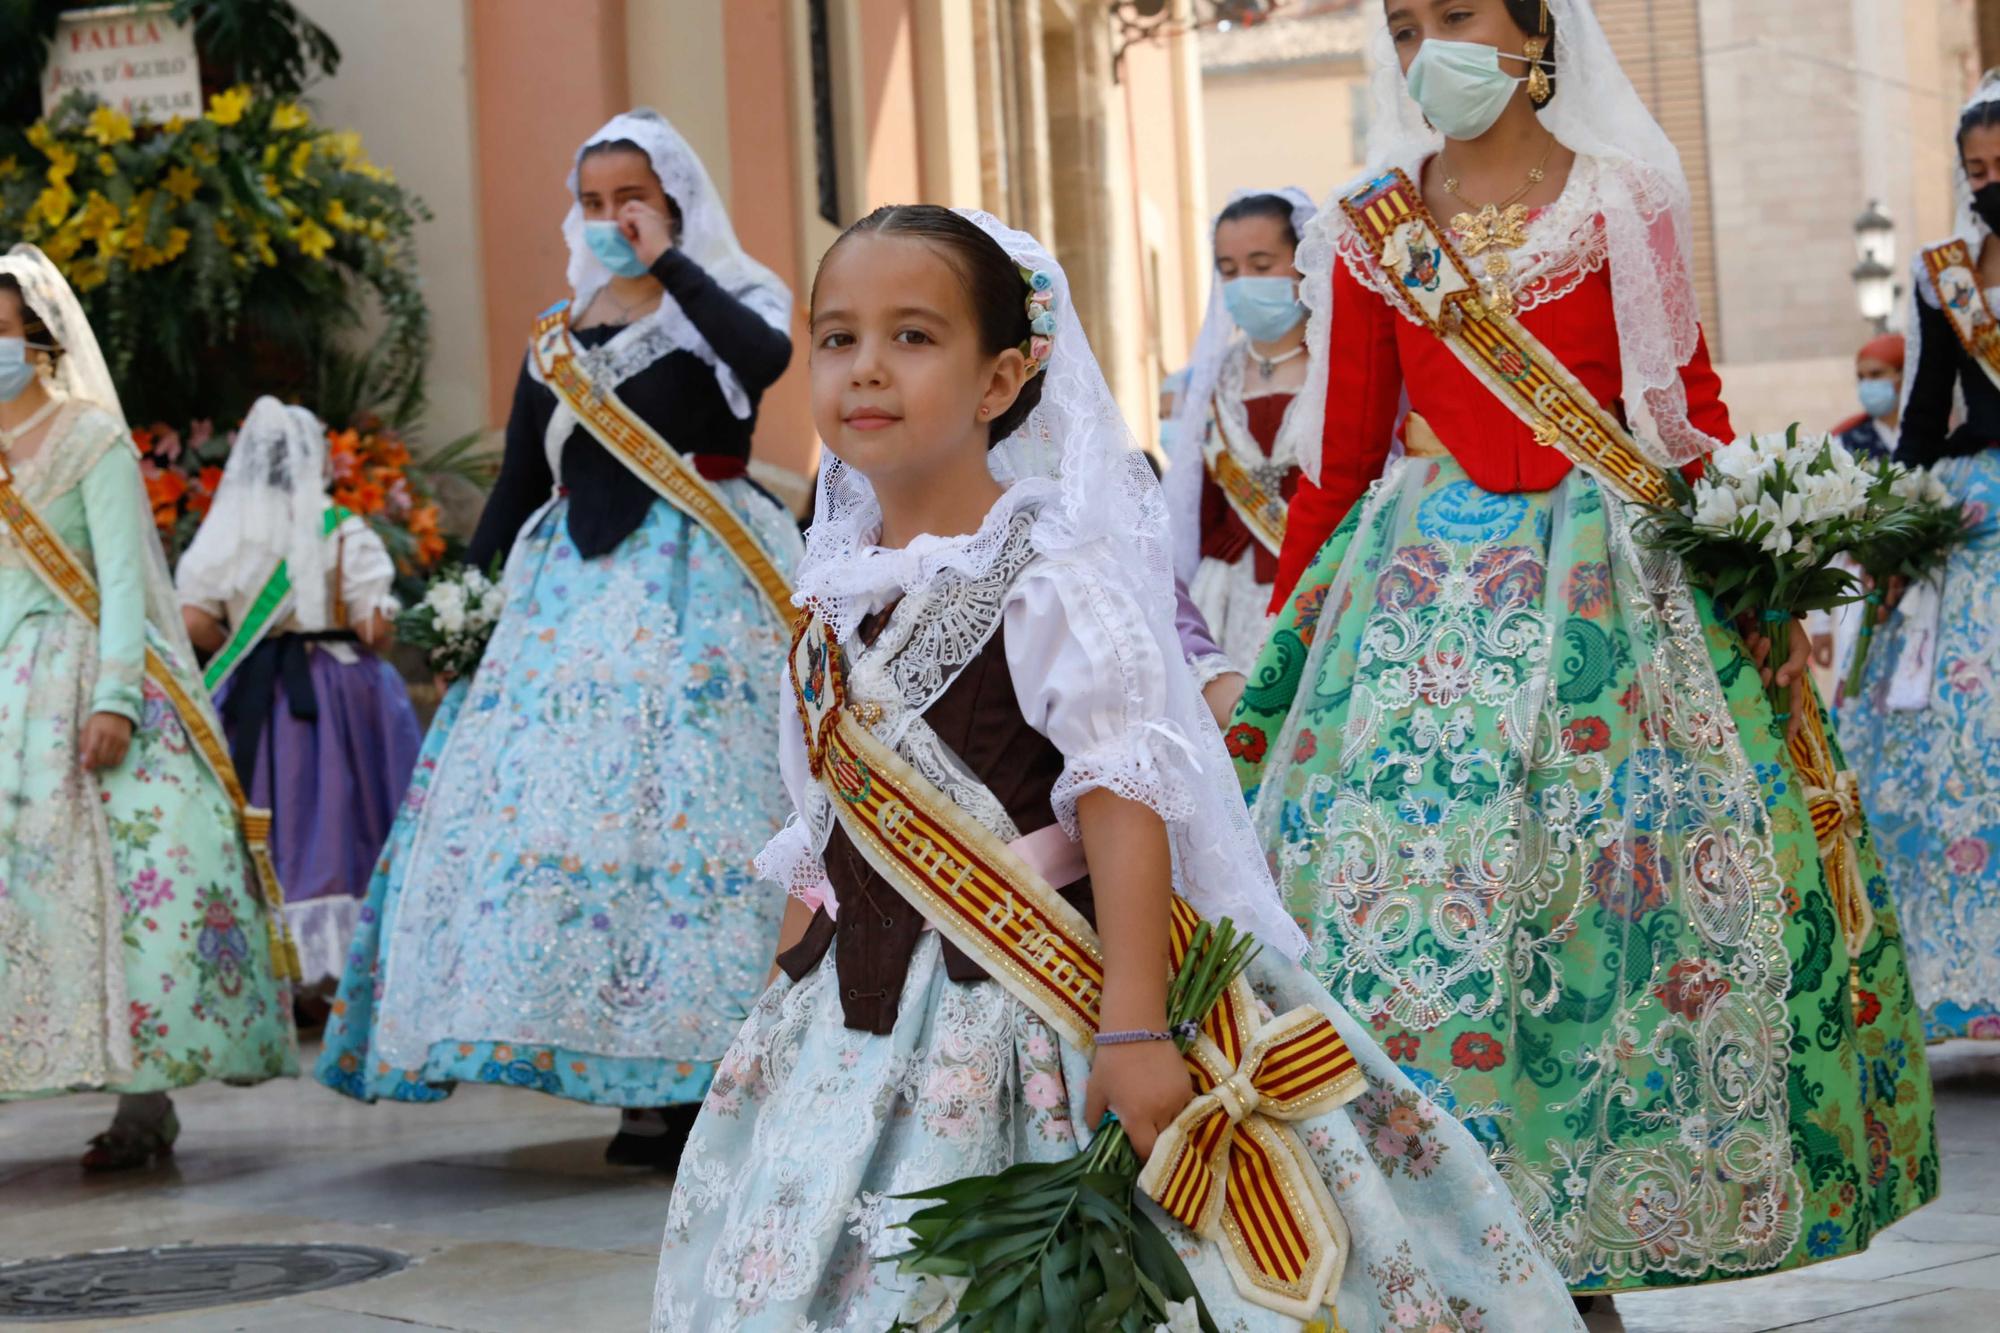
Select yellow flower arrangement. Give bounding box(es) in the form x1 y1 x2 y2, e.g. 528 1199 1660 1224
3 86 431 432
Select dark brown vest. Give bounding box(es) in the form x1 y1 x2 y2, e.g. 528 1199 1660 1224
776 621 1095 1033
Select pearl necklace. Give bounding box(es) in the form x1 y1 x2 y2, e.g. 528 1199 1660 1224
1252 345 1306 379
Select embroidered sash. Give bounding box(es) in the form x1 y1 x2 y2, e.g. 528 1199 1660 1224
530 303 793 624
1341 168 1670 509
0 456 300 982
790 611 1364 1318
1921 239 2000 394
203 504 351 692
1205 404 1288 558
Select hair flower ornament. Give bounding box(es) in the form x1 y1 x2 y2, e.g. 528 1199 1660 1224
1020 266 1057 378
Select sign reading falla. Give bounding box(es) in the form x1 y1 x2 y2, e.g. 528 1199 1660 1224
42 3 201 125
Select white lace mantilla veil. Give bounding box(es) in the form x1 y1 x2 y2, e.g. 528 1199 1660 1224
175 396 334 629
556 108 792 421
1899 72 2000 420
1164 186 1318 581
793 210 1309 960
0 244 213 698
1291 0 1713 484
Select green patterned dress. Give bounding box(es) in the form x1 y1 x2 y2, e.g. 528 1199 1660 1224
1236 453 1938 1291
0 404 296 1099
1232 221 1936 1290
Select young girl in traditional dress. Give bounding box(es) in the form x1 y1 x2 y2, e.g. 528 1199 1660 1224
0 246 295 1169
1229 0 1936 1301
1167 188 1319 670
317 110 803 1169
1841 75 2000 1042
176 397 420 995
648 205 1582 1332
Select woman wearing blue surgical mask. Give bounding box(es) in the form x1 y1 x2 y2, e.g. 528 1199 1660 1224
317 110 803 1174
1163 189 1317 674
1232 0 1937 1306
0 248 296 1169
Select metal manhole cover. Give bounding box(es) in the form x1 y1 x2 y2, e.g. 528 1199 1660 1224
0 1243 408 1322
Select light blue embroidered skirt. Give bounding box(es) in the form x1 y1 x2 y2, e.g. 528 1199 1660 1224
1841 449 2000 1041
318 482 801 1106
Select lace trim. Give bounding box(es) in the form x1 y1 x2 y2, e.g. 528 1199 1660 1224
1211 342 1313 476
768 513 1043 909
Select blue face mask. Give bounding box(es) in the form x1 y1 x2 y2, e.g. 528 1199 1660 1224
0 338 39 403
1223 275 1306 342
1858 378 1900 420
584 219 649 278
1406 39 1529 141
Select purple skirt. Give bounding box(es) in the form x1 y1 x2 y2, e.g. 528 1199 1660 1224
216 642 421 983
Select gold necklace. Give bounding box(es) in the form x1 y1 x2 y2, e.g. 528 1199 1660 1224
1439 133 1557 318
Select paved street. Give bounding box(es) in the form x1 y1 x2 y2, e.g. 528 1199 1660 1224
2 1042 1995 1331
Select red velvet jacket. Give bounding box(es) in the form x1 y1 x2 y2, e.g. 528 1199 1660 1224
1270 257 1732 609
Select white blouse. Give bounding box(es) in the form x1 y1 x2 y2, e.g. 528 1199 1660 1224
769 558 1200 916
177 513 401 635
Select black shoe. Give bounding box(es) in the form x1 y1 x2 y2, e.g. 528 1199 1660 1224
603 1104 701 1170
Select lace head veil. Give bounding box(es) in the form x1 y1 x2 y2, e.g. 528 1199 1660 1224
798 209 1308 959
560 108 793 418
1291 0 1713 480
174 396 334 629
0 244 210 685
1898 73 2000 420
1164 186 1317 580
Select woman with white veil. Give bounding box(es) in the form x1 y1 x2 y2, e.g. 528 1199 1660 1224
317 110 803 1171
1229 0 1936 1299
1164 187 1320 672
0 246 295 1169
175 396 421 996
1840 74 2000 1043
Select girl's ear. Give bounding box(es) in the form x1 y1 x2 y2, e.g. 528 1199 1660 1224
978 346 1030 424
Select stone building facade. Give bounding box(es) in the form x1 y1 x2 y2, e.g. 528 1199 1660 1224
293 0 1214 506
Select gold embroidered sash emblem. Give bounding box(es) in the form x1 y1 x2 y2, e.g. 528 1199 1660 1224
1921 239 2000 394
1205 403 1288 558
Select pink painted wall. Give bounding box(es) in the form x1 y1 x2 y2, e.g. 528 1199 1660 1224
725 0 816 474
469 0 629 425
856 0 921 211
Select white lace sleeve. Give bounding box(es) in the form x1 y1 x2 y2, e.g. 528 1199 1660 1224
336 516 401 622
1003 561 1201 836
752 668 836 914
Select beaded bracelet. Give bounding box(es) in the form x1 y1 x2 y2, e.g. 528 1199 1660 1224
1096 1022 1199 1047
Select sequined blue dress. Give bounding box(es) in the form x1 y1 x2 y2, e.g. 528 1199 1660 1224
318 259 803 1106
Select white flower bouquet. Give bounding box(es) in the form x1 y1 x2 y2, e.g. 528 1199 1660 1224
1838 458 1978 698
395 559 506 681
1642 426 1873 719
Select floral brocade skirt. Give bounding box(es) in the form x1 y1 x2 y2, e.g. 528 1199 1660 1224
1229 454 1938 1291
316 484 800 1108
0 611 296 1098
651 935 1585 1332
1840 450 2000 1041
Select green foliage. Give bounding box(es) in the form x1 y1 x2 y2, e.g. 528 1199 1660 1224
887 919 1264 1333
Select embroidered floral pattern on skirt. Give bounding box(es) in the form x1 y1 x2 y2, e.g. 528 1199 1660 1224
1230 454 1937 1290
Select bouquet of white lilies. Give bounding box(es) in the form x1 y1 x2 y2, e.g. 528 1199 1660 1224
1643 426 1874 719
396 559 507 681
1838 457 1977 698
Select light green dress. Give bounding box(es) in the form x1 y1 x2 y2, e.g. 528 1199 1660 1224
0 402 296 1097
